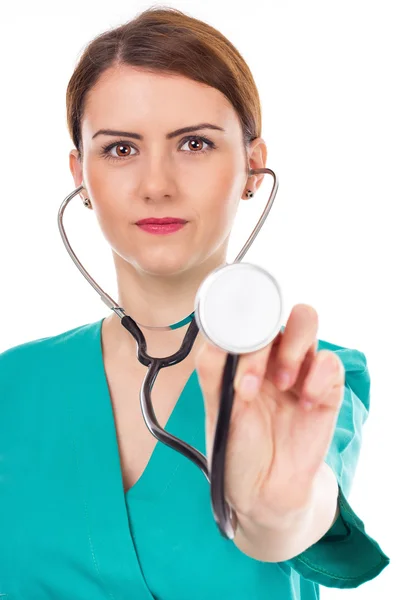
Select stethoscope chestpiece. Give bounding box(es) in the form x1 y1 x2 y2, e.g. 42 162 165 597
194 262 284 355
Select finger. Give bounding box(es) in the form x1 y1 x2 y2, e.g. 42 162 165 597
300 350 345 410
273 304 319 392
289 339 319 398
232 330 283 401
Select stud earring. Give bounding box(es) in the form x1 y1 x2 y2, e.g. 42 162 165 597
245 189 254 198
82 197 92 209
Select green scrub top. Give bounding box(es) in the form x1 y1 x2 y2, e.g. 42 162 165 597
0 318 389 599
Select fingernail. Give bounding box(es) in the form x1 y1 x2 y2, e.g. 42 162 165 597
239 374 260 398
276 369 291 391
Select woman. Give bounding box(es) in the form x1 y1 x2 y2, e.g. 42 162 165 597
0 6 389 599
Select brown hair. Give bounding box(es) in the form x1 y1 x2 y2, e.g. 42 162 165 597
66 4 262 167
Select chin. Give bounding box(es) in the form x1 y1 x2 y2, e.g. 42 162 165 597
132 252 191 276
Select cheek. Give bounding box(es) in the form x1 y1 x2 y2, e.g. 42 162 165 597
92 193 127 251
204 179 240 223
85 159 127 207
200 194 239 247
86 169 127 238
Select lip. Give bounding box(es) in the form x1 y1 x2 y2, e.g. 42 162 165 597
137 222 187 235
136 217 188 225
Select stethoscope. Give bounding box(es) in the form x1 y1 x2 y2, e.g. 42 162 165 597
57 166 284 540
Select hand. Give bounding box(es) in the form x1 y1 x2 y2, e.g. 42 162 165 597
195 303 345 529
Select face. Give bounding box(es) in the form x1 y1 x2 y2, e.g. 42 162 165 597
70 65 266 277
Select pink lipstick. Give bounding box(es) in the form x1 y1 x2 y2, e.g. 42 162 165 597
136 217 188 235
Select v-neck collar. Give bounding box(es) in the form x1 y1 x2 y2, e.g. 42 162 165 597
95 316 199 500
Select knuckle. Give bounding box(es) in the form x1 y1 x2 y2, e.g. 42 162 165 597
279 352 303 375
278 350 300 371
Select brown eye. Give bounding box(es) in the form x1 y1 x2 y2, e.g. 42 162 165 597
180 136 214 154
114 144 133 157
102 135 215 162
101 142 137 161
188 139 203 151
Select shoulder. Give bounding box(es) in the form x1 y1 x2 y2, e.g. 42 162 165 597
0 319 102 392
0 320 103 447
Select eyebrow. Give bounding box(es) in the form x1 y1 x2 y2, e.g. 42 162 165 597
92 123 225 141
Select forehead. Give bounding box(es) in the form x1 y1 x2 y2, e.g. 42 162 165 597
81 65 241 138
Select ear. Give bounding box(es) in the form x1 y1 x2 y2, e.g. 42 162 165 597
69 149 87 199
242 138 268 201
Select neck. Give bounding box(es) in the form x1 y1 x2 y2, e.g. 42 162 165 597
103 248 227 360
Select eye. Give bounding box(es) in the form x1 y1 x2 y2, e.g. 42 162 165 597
101 141 136 161
179 135 216 154
100 135 216 162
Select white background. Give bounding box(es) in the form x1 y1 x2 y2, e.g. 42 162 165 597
0 0 398 597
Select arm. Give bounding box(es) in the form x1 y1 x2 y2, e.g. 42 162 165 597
235 343 389 588
284 345 389 588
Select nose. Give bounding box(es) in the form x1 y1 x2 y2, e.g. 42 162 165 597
138 152 177 201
